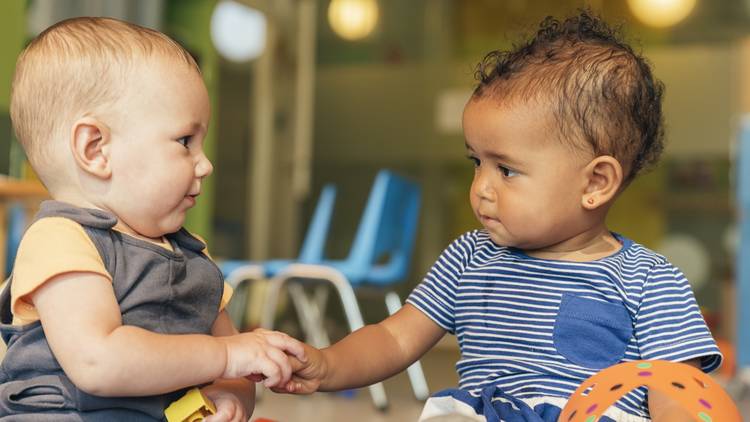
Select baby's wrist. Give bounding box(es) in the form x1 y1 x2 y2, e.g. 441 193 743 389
215 337 233 379
317 347 334 390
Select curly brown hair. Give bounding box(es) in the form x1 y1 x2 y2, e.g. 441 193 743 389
472 11 665 184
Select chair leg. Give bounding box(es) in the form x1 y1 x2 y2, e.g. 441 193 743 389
260 273 327 346
265 264 389 411
727 367 750 400
323 269 388 411
259 272 291 331
224 265 266 329
287 282 331 348
385 291 430 401
313 285 329 316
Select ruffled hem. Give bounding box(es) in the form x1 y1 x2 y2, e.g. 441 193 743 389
518 396 649 422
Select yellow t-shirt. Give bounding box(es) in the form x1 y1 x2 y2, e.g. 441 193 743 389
11 217 232 326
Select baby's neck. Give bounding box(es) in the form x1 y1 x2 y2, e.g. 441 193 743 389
50 189 99 210
523 228 622 262
50 192 170 248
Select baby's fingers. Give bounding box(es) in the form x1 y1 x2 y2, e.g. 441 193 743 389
262 347 293 387
246 374 264 383
289 354 307 372
254 356 283 387
270 375 319 395
259 330 307 362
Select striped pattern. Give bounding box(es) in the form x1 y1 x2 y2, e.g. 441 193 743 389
407 230 721 418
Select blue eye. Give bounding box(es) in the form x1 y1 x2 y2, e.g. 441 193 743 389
466 155 480 168
499 165 518 177
177 136 191 148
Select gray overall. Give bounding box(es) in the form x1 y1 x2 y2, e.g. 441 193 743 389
0 201 224 421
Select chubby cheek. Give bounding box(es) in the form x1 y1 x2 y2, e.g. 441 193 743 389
468 179 486 211
469 190 480 216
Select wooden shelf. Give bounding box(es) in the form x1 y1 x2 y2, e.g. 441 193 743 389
0 177 48 199
0 177 49 279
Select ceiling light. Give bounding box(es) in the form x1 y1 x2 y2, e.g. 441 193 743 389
627 0 697 28
327 0 378 41
210 0 267 62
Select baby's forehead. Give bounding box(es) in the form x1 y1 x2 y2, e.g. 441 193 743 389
465 95 593 156
479 72 569 108
466 93 557 128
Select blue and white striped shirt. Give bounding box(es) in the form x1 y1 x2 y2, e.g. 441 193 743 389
407 230 721 418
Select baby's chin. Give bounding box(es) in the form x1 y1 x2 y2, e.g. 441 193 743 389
134 219 185 239
485 231 538 251
485 231 512 248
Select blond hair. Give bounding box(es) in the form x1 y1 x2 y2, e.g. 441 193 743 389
10 16 200 187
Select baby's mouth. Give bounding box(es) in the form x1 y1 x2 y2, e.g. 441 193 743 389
479 213 499 224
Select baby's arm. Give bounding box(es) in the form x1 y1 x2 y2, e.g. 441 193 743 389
200 310 255 422
647 358 701 421
286 304 444 393
33 271 304 397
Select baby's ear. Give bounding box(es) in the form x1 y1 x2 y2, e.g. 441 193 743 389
71 117 111 179
581 155 623 210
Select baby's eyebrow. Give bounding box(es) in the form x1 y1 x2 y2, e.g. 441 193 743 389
181 121 206 135
466 142 523 167
487 152 523 167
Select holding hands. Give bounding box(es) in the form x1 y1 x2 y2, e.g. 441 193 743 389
220 328 307 388
275 342 327 394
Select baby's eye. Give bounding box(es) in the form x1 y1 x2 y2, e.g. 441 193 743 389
466 155 480 168
499 165 518 177
177 136 191 148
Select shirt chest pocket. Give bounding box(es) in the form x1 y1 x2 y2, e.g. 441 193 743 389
553 293 633 370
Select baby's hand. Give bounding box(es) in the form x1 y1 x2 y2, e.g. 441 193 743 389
273 342 326 395
202 388 246 422
219 328 306 387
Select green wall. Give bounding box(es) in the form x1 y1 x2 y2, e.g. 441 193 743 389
165 0 219 244
0 1 27 176
0 1 25 111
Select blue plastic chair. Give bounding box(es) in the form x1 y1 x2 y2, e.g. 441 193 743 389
220 184 337 327
260 169 427 410
5 204 26 276
734 118 750 398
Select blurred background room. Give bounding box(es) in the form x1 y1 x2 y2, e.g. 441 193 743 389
0 0 749 420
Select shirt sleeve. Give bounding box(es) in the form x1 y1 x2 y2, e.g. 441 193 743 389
11 217 111 324
633 261 722 373
219 282 233 311
406 230 479 334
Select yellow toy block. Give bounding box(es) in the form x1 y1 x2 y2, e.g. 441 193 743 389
165 387 216 422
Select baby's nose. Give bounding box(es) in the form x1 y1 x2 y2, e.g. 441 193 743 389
196 154 213 178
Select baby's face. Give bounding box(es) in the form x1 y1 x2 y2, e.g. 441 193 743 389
103 58 212 239
462 98 594 252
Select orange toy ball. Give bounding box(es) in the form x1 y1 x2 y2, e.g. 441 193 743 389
560 360 741 422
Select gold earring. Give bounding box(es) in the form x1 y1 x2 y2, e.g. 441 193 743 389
587 198 595 205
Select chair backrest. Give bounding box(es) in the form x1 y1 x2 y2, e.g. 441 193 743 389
218 184 336 278
345 170 421 285
298 183 337 263
5 203 26 276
